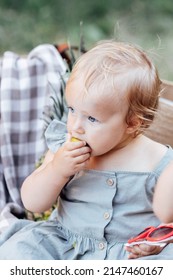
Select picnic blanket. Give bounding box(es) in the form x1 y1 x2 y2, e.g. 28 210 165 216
0 44 67 233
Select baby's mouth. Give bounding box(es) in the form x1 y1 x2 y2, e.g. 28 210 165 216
71 137 89 147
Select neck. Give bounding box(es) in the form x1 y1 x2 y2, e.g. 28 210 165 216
113 134 137 150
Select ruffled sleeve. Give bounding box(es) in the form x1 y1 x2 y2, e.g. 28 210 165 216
44 119 67 153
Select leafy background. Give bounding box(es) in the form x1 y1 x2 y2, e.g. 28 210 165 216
0 0 173 80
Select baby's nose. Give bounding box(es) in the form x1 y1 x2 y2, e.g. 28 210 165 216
72 118 85 134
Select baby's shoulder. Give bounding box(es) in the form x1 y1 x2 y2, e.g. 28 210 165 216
141 137 170 169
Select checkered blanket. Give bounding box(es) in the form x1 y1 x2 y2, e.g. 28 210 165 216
0 44 67 232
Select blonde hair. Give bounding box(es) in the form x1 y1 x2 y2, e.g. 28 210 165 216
67 39 161 135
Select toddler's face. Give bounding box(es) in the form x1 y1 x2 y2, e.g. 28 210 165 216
65 78 131 156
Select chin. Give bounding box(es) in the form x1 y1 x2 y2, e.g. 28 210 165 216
91 150 104 157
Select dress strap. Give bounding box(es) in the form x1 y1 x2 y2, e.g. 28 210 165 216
153 145 173 177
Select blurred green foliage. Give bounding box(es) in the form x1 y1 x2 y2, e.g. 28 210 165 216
0 0 173 79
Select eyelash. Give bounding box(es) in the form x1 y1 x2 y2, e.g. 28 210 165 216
68 106 74 113
88 116 98 123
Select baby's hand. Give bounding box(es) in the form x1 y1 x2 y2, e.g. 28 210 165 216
52 137 91 180
125 243 164 259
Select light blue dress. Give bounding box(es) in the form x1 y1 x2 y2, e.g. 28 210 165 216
0 119 173 260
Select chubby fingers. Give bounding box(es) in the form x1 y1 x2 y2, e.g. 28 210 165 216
62 137 91 164
68 140 91 153
125 244 163 259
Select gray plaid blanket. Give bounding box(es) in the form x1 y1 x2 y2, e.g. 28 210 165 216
0 44 66 232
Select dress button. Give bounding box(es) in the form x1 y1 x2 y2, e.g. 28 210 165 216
106 178 114 186
98 242 105 250
103 212 110 220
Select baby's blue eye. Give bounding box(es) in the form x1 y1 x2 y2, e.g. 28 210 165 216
68 106 74 113
88 116 98 123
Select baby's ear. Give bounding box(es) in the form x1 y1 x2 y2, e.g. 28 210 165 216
126 115 141 134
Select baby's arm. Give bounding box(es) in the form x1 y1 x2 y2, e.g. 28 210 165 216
153 161 173 223
21 139 91 213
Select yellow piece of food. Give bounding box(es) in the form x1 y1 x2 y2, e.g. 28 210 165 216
71 137 81 142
